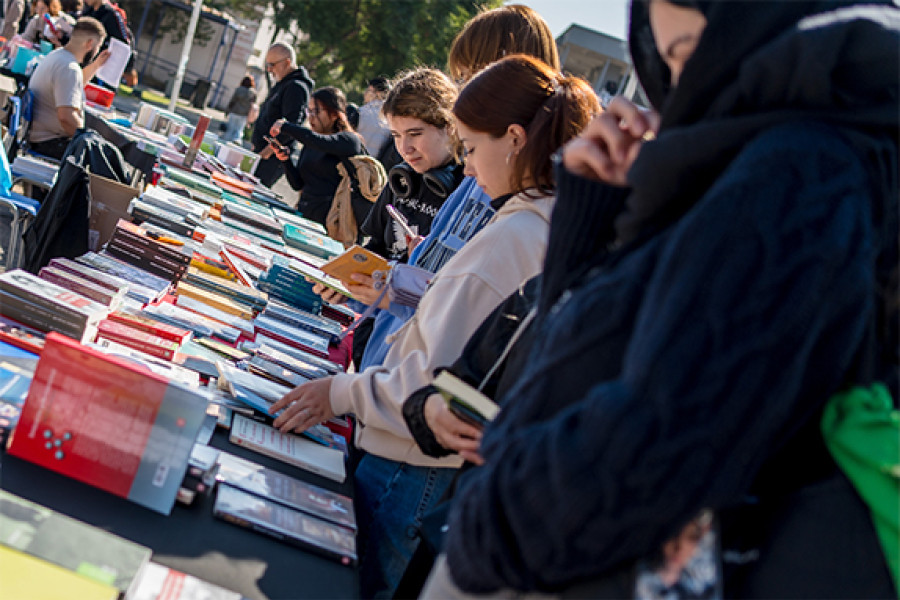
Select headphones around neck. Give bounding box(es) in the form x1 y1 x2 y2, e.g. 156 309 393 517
388 162 458 200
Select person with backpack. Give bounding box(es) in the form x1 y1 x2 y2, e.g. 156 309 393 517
359 68 463 264
268 86 367 228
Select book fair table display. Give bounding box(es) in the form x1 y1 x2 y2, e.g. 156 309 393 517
0 142 372 598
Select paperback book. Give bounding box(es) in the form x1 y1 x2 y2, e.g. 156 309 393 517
320 245 391 285
75 252 171 301
38 265 126 307
0 546 119 600
213 483 357 566
0 490 152 596
96 319 181 361
7 332 210 515
125 561 243 600
216 450 356 529
228 414 346 483
433 370 500 428
0 269 110 343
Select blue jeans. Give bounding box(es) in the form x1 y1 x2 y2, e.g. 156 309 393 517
223 113 247 143
354 453 457 599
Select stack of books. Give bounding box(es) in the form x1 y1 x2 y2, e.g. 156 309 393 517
282 223 344 260
0 490 152 598
7 332 210 515
106 219 193 282
37 264 127 308
213 449 357 566
10 155 59 184
76 252 172 303
257 255 326 314
0 270 110 343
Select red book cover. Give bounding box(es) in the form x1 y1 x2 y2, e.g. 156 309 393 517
219 250 253 287
7 333 208 515
106 311 191 345
96 320 180 360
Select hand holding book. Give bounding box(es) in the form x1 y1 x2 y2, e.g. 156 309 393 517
424 393 484 465
344 273 390 310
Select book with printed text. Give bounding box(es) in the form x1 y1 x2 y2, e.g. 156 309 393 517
7 332 209 515
213 483 357 566
433 370 500 428
228 414 346 483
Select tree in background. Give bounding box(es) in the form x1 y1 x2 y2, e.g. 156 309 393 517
270 0 501 97
117 0 502 100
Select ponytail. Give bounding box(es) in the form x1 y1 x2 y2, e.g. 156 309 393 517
453 55 599 195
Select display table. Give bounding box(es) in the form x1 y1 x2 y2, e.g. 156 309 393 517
0 427 359 600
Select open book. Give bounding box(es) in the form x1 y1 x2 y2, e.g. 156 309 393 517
433 371 499 428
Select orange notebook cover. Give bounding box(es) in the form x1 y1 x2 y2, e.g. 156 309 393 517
320 245 390 285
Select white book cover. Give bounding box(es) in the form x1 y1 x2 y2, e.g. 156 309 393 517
125 562 241 600
228 414 346 483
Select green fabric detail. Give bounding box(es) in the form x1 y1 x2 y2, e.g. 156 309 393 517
821 383 899 595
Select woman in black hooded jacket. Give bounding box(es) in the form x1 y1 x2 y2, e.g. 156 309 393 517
418 0 899 596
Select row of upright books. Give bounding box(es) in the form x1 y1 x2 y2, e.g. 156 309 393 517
0 155 369 587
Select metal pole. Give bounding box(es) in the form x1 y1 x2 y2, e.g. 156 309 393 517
207 21 226 80
168 0 204 113
134 0 153 45
140 4 166 80
212 23 239 108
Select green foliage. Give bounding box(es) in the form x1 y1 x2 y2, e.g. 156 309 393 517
120 0 257 47
120 0 500 100
272 0 502 98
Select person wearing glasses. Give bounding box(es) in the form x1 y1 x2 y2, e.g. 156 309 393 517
251 41 314 187
269 86 366 227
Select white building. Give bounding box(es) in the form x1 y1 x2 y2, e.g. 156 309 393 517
556 23 648 107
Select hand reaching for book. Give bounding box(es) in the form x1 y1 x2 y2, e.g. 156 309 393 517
424 394 484 465
270 377 336 434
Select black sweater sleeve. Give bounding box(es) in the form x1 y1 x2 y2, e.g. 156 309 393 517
281 123 363 158
281 152 304 191
538 167 628 313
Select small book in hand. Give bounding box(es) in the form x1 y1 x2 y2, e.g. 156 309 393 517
320 245 391 286
433 371 500 429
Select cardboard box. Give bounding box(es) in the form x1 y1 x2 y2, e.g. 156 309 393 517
88 173 142 251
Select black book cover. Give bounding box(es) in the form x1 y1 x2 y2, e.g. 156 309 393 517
213 483 357 567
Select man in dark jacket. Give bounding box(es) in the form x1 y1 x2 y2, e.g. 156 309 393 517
251 42 314 187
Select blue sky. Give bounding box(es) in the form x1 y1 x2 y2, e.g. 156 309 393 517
506 0 630 40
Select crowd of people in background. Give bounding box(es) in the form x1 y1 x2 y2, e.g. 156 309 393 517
1 0 897 598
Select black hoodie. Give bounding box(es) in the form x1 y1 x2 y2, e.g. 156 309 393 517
442 1 899 595
251 66 314 153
